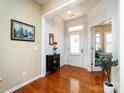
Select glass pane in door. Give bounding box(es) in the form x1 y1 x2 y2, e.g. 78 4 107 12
70 33 80 55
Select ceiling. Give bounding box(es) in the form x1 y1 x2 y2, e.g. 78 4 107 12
34 0 49 5
49 0 102 21
34 0 102 21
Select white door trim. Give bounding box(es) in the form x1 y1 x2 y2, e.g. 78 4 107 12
41 0 80 76
90 17 113 71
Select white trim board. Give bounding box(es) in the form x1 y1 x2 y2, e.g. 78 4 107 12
41 0 81 77
43 0 82 17
3 75 43 93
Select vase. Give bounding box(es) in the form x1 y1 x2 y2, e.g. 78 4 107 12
104 81 115 93
53 49 57 55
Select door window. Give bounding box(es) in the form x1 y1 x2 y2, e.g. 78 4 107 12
69 25 83 32
104 32 112 53
71 34 80 54
95 32 101 50
70 32 81 55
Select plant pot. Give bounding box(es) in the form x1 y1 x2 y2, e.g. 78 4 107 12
104 81 114 93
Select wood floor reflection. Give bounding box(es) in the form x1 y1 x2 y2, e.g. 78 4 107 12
13 65 106 93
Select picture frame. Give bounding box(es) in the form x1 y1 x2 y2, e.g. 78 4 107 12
49 33 54 45
11 19 35 42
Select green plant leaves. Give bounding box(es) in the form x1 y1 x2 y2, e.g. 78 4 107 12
95 48 118 83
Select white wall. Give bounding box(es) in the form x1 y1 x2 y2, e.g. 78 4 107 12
45 16 65 66
87 0 119 92
120 0 124 93
65 16 88 68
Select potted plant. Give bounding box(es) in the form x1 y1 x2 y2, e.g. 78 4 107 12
96 49 118 93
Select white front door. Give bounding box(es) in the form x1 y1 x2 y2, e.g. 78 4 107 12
68 31 83 67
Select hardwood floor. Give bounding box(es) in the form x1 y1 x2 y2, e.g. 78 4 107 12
13 65 106 93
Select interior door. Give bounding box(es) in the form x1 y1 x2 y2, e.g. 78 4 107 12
68 31 83 68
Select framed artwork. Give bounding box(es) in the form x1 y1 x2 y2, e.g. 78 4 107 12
11 19 35 42
49 33 54 45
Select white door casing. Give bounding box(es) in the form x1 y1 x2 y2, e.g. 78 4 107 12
92 28 101 71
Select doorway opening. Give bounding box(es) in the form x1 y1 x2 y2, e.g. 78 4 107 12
91 18 112 71
41 0 102 76
41 0 81 76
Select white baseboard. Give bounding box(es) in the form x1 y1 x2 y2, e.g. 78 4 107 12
60 63 65 67
3 75 44 93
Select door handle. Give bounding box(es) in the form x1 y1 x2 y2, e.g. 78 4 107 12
81 49 83 53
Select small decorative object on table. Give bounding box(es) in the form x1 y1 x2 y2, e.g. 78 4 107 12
52 42 58 55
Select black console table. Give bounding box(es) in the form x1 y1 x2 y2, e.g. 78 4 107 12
46 54 60 74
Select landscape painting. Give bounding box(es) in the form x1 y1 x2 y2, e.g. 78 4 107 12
11 19 35 42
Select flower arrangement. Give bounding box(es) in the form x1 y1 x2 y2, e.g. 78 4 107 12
52 42 58 54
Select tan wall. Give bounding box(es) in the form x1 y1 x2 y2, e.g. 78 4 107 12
0 0 42 92
0 0 74 92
